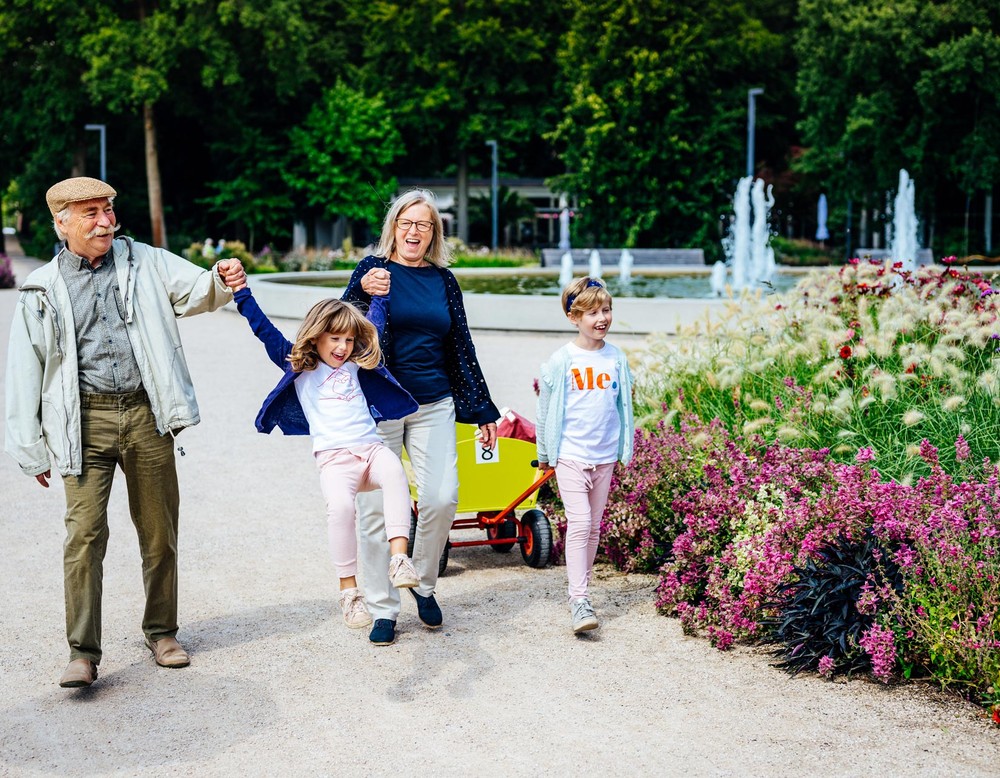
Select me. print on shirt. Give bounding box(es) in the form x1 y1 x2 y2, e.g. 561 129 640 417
561 348 621 464
569 366 618 392
320 367 363 403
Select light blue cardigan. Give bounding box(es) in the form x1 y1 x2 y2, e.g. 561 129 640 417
535 342 634 467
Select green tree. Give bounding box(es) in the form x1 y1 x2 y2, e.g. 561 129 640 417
348 0 567 241
0 0 350 253
0 0 111 255
549 0 785 251
284 81 404 231
76 0 251 247
200 130 294 253
795 0 1000 254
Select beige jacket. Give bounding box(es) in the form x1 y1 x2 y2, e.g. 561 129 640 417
4 237 233 477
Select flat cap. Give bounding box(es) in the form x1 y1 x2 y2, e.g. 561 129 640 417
46 177 117 216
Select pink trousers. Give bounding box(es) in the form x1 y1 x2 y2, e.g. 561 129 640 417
554 459 616 599
315 443 411 579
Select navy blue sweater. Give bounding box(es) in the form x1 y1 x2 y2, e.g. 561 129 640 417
342 255 500 426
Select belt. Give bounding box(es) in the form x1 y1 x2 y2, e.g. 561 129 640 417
80 388 149 409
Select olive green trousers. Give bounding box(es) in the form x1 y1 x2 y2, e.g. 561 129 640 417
62 390 179 664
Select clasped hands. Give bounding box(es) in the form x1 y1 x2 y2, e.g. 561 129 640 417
219 259 247 291
361 268 391 296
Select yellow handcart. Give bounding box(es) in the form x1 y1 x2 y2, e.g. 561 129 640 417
405 422 555 575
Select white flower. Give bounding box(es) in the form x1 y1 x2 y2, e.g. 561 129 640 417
942 395 965 412
743 417 773 434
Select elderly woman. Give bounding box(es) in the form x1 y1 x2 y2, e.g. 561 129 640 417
343 189 500 646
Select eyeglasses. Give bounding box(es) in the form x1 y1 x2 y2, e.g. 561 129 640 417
396 219 433 233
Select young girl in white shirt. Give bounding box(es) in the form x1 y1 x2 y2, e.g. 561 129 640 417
229 281 421 631
536 277 635 634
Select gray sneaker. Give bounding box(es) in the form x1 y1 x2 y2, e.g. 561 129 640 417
570 597 599 633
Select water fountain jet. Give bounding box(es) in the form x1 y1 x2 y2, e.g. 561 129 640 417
588 249 602 279
618 249 634 285
559 251 574 288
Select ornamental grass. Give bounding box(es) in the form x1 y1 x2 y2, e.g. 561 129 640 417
632 259 1000 481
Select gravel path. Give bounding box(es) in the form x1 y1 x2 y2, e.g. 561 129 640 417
1 248 998 776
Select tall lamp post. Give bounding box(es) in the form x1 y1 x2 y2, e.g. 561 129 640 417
85 124 107 181
746 88 763 178
485 139 498 251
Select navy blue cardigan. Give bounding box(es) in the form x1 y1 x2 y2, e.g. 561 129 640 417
342 255 500 426
233 286 418 435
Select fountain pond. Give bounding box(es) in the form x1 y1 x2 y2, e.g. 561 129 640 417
250 266 809 335
271 268 801 299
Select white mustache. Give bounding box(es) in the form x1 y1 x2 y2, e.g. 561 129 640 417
86 224 121 239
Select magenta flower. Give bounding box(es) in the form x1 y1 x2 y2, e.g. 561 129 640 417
860 624 897 682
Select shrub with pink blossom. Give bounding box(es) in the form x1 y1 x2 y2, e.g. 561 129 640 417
868 441 1000 700
599 415 731 573
654 440 882 647
0 253 15 289
637 433 1000 711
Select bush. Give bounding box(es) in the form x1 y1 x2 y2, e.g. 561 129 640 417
869 441 1000 697
184 239 258 272
0 253 15 289
654 442 880 649
275 247 361 273
771 236 840 266
600 416 730 573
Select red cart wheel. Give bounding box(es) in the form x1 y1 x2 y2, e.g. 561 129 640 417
487 519 517 553
519 509 553 568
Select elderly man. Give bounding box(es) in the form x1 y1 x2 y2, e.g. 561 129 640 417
5 177 246 688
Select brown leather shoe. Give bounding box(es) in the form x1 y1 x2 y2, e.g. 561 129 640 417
145 636 190 668
59 659 98 688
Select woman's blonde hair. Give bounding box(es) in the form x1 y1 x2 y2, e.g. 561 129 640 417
562 276 612 317
289 299 381 371
374 188 452 267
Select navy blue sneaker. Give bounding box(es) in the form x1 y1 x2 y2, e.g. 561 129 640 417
409 590 443 628
369 619 396 646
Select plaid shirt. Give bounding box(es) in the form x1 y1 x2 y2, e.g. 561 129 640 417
58 248 142 393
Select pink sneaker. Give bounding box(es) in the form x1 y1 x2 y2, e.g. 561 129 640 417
388 554 419 589
338 587 373 629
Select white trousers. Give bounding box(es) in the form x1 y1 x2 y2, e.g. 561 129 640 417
357 397 458 620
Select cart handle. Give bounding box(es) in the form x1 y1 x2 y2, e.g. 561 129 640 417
484 464 557 524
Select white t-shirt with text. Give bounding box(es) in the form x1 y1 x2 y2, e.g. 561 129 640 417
558 343 620 465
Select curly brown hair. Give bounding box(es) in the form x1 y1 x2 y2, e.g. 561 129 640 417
289 299 381 372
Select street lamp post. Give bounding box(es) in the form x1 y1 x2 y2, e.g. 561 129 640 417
85 123 107 181
746 88 763 178
485 139 498 251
